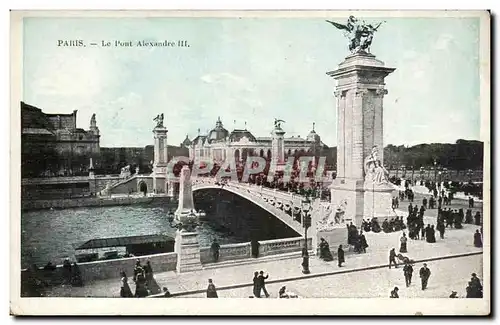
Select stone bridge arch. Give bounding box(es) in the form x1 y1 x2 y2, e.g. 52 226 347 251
192 183 303 235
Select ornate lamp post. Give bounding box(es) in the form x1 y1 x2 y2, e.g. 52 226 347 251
167 209 200 232
410 166 415 183
301 196 312 274
433 160 438 183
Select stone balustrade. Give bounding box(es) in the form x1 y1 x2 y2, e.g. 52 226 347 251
199 236 311 264
22 237 311 289
21 176 90 185
259 236 313 257
200 242 251 264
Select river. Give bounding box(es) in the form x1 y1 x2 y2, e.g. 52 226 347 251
21 189 299 267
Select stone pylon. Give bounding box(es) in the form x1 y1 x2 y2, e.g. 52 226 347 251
174 165 202 273
152 124 168 193
327 51 396 227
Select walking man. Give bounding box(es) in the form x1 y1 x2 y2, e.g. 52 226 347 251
258 271 270 298
403 262 414 287
337 244 345 267
389 248 398 269
419 263 431 290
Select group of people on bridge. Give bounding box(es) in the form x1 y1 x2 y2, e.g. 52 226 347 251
120 259 158 298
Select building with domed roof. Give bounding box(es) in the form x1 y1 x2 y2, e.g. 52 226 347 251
189 117 332 166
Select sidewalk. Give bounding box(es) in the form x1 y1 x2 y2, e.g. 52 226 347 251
45 222 483 298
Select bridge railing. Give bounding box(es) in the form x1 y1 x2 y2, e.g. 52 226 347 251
200 242 251 264
259 236 313 257
191 176 331 235
199 236 311 264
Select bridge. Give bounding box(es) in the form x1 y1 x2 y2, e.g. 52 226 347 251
191 177 334 237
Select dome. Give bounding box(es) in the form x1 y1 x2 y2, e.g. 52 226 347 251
229 129 256 142
182 135 192 146
207 117 229 143
306 122 321 143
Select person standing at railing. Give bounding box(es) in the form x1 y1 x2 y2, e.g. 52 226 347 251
251 239 260 258
211 239 221 262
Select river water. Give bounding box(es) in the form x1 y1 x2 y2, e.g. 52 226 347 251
21 190 299 268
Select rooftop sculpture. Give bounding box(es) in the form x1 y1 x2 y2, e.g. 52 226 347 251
326 16 384 54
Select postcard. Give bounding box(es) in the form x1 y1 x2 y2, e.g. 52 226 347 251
10 10 490 315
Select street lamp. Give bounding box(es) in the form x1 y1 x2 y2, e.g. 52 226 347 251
301 196 312 274
433 160 438 183
167 210 199 232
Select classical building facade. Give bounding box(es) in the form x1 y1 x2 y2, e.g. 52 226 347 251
21 101 101 177
187 117 329 165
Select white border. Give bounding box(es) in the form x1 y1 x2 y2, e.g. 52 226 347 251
6 6 493 318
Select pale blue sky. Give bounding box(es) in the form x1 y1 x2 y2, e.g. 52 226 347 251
23 16 480 147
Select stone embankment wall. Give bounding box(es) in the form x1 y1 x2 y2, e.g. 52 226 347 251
21 195 175 211
21 237 311 286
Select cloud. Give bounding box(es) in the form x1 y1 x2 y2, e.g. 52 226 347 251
200 72 256 93
434 34 455 51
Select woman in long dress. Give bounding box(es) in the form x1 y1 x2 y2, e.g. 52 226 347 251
399 232 408 253
120 271 133 298
319 238 334 261
206 279 218 298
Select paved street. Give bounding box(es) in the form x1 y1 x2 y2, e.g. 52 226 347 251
182 254 482 298
46 218 483 298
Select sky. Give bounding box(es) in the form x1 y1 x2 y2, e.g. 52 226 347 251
22 16 481 148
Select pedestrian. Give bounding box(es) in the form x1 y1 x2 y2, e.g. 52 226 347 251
470 273 483 298
319 238 333 261
134 269 148 297
251 238 260 258
337 244 345 267
206 279 218 298
133 259 142 283
143 260 153 282
389 248 398 269
252 271 261 298
474 230 483 248
71 262 83 287
211 238 221 262
119 271 133 297
466 281 474 298
419 263 431 290
403 262 413 287
474 212 481 226
390 287 399 298
399 232 408 253
162 287 172 297
360 231 368 253
428 225 436 243
258 271 270 298
437 221 445 239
